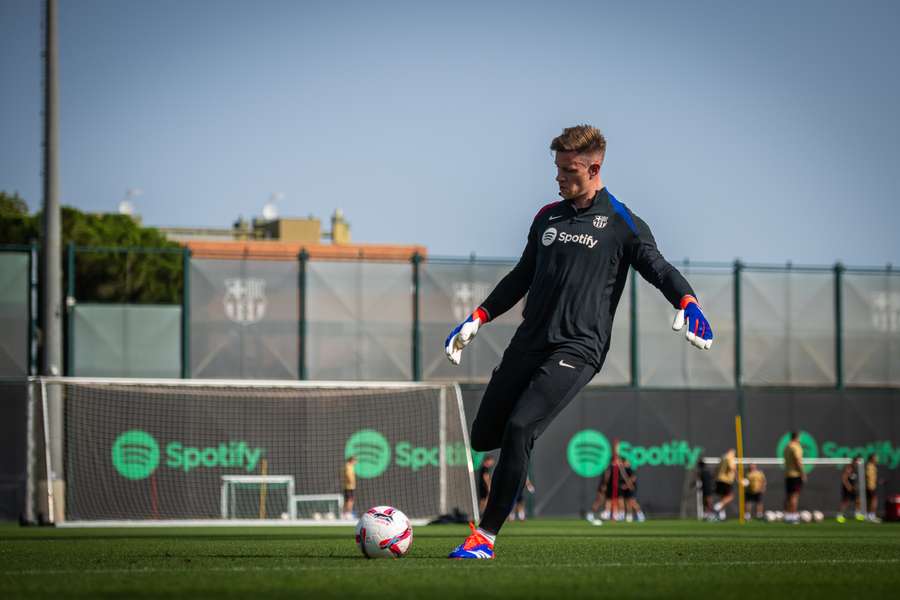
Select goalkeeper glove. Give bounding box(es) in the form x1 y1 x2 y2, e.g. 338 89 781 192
445 307 489 365
672 295 713 350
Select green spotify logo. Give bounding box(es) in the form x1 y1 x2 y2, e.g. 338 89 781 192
111 430 161 480
567 429 612 477
776 431 819 474
345 429 392 478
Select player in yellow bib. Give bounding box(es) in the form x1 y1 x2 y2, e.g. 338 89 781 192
743 463 767 520
865 454 881 523
782 432 805 524
712 449 736 520
342 456 357 519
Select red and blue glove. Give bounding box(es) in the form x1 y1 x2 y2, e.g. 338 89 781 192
445 307 489 365
672 295 713 350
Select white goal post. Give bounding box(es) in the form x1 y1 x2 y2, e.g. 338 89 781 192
220 475 296 519
27 376 479 527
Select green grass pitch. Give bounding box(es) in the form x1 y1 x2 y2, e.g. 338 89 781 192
2 519 898 599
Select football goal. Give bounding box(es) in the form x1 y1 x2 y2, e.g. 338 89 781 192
26 377 478 527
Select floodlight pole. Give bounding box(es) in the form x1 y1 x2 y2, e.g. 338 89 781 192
41 0 65 523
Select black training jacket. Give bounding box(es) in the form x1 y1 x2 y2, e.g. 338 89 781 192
480 187 695 369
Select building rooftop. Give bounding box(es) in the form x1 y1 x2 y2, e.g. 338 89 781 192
184 239 426 262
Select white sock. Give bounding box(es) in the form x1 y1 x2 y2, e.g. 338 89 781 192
586 512 594 520
476 528 496 545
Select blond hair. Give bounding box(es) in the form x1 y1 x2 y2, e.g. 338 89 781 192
550 125 606 157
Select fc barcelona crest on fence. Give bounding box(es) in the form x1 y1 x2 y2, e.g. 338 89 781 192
451 282 492 322
223 278 267 324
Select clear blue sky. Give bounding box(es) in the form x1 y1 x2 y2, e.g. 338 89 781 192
2 0 899 265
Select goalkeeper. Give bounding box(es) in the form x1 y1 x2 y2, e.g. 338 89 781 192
446 125 713 559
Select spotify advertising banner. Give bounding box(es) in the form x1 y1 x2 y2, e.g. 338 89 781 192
63 384 474 521
459 386 899 517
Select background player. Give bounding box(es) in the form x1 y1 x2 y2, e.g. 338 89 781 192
696 459 714 520
712 449 736 520
445 125 713 558
586 470 608 525
783 431 805 524
342 455 357 519
744 463 767 520
511 476 535 522
865 454 881 522
622 459 645 522
837 457 861 523
477 454 496 516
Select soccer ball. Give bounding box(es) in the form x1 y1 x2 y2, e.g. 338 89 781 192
800 510 812 523
764 510 776 522
355 506 413 559
812 510 824 522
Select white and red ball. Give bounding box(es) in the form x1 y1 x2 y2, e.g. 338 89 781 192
355 506 413 559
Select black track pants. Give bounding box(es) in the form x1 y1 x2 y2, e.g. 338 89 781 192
471 349 596 534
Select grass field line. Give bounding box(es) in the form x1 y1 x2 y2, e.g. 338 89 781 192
3 557 899 577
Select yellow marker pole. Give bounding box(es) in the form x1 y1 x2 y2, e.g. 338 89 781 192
735 415 745 525
259 458 268 520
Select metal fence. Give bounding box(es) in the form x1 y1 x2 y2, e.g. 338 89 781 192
0 245 37 377
71 304 181 378
2 245 897 388
62 244 189 378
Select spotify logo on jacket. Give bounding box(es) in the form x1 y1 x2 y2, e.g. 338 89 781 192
541 227 599 249
542 227 558 246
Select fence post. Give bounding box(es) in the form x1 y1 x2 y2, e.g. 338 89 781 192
889 262 894 385
28 243 39 375
298 249 308 380
411 252 422 381
733 259 743 389
834 262 844 389
181 247 191 378
733 259 746 430
630 268 639 388
65 242 75 376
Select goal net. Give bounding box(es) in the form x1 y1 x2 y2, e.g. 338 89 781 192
27 377 478 526
688 456 868 520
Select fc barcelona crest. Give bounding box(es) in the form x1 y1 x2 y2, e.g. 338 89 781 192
593 215 608 229
223 278 267 324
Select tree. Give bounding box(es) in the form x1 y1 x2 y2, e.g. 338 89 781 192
0 191 38 243
0 191 29 217
0 193 183 303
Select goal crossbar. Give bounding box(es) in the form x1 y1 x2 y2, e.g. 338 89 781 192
702 457 851 466
31 376 447 389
